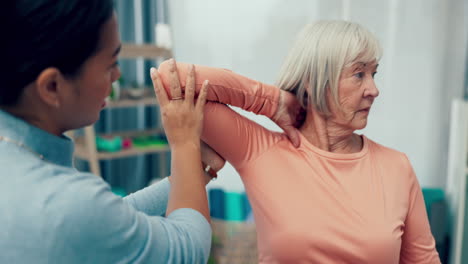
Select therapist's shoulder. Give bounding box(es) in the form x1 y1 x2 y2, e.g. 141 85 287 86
53 168 124 213
43 168 128 232
50 170 135 236
44 169 154 263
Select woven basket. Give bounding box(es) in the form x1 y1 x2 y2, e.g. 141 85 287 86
209 220 258 264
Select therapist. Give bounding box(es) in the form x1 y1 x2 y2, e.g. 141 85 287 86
0 0 222 263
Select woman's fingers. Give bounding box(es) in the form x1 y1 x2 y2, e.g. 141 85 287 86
195 80 209 113
284 126 301 148
184 64 196 105
168 59 183 99
150 67 169 106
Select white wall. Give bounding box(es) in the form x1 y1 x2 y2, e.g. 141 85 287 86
168 0 467 191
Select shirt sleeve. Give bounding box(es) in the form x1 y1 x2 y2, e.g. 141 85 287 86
399 155 441 264
55 173 211 264
123 177 170 216
200 102 281 170
158 61 280 119
158 62 283 170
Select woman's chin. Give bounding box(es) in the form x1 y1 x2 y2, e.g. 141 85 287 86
353 120 368 130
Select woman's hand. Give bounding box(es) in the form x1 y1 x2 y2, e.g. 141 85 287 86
150 60 209 148
272 90 306 148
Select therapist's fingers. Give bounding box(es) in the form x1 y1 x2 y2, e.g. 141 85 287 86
150 67 169 106
201 141 225 172
168 58 183 99
184 64 196 106
195 80 209 113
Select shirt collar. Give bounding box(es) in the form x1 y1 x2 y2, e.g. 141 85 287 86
0 109 74 167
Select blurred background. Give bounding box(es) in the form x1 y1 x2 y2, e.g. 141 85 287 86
74 0 467 263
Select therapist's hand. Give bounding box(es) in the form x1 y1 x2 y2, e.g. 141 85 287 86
201 141 225 172
167 142 225 185
151 62 209 148
200 141 225 184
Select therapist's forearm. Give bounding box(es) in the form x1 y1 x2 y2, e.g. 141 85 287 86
123 177 170 216
166 142 210 221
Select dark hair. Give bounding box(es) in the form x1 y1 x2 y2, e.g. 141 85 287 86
0 0 114 106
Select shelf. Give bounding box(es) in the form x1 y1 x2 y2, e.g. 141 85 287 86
105 88 158 109
74 140 169 161
75 144 170 160
99 128 164 139
106 97 157 108
120 44 173 59
73 129 169 161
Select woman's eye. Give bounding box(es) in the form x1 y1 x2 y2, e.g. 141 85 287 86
354 72 364 79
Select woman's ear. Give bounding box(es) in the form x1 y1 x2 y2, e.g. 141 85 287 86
35 68 63 108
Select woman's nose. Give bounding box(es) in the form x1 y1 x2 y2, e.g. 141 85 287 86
364 79 379 98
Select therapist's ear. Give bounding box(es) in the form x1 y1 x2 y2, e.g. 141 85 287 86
35 67 66 108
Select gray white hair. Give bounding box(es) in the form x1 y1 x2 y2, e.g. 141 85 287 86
276 20 382 115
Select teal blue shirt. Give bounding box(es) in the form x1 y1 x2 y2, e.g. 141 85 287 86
0 110 211 264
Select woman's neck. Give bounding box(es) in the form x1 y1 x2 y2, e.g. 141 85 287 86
299 109 362 154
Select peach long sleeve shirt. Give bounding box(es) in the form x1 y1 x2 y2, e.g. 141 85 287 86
158 62 440 264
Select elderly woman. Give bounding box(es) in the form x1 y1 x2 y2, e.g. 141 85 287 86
0 0 225 263
158 21 440 263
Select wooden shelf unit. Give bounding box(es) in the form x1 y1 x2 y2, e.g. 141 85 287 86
74 127 168 160
120 44 172 59
75 140 170 161
105 88 157 108
72 43 172 176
